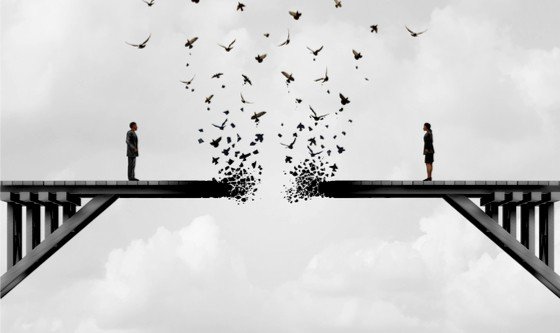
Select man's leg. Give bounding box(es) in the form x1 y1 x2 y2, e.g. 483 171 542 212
128 157 135 180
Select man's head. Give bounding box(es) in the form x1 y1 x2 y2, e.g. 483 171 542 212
129 122 138 131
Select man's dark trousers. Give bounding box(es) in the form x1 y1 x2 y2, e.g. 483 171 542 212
128 157 136 180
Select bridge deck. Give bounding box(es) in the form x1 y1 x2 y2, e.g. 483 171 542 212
319 180 560 198
0 180 229 198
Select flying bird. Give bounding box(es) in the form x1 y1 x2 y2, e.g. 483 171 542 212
211 73 224 79
370 24 378 33
336 145 346 154
184 36 199 49
205 95 214 104
352 49 362 60
210 137 222 148
281 71 295 83
236 2 245 11
251 111 266 123
307 45 323 56
339 93 350 105
281 137 297 149
289 10 302 20
285 156 293 163
212 157 219 164
126 34 151 49
255 53 267 63
334 0 342 8
242 74 252 85
314 68 329 83
240 93 253 104
307 146 323 157
309 105 329 121
263 33 270 38
219 39 236 52
278 30 290 46
212 119 228 130
180 75 195 87
405 26 427 37
142 0 155 6
295 98 303 104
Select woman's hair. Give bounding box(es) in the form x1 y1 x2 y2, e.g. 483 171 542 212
424 122 432 132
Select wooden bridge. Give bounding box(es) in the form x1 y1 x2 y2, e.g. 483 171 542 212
1 180 559 299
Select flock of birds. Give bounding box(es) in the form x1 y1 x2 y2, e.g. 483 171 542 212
126 0 428 203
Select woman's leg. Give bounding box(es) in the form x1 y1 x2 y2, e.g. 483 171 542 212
427 163 433 179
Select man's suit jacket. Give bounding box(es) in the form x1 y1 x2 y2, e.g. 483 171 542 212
126 130 138 157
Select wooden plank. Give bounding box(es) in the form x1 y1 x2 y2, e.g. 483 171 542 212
1 195 118 298
444 195 560 298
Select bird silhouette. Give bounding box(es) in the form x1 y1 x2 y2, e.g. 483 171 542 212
307 146 323 157
255 133 264 142
297 123 305 131
219 39 236 52
142 0 155 6
212 157 220 164
240 93 253 104
126 34 151 49
308 137 317 146
352 49 362 60
281 71 295 83
295 98 303 104
222 147 231 156
334 0 342 8
264 33 270 38
307 45 323 56
242 74 252 85
251 111 266 123
255 54 267 63
180 75 195 87
314 67 329 83
289 11 302 20
370 24 378 33
211 73 224 79
236 2 245 11
285 156 293 163
278 30 290 46
406 26 427 37
309 105 329 121
205 95 214 104
339 93 350 105
210 137 222 148
281 137 297 149
212 119 228 130
184 37 199 49
336 145 345 154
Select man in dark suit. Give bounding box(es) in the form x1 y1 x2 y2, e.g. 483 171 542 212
126 122 139 181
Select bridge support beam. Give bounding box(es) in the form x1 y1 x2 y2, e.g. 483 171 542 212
0 194 117 298
444 194 560 298
6 203 23 269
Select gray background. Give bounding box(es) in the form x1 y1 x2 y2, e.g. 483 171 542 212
1 0 560 332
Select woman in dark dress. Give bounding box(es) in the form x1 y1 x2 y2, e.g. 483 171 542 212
423 122 434 181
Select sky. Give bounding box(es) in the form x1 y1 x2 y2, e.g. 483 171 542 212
1 0 560 332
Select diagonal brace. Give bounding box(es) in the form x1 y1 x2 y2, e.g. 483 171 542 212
1 195 118 298
443 194 560 298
